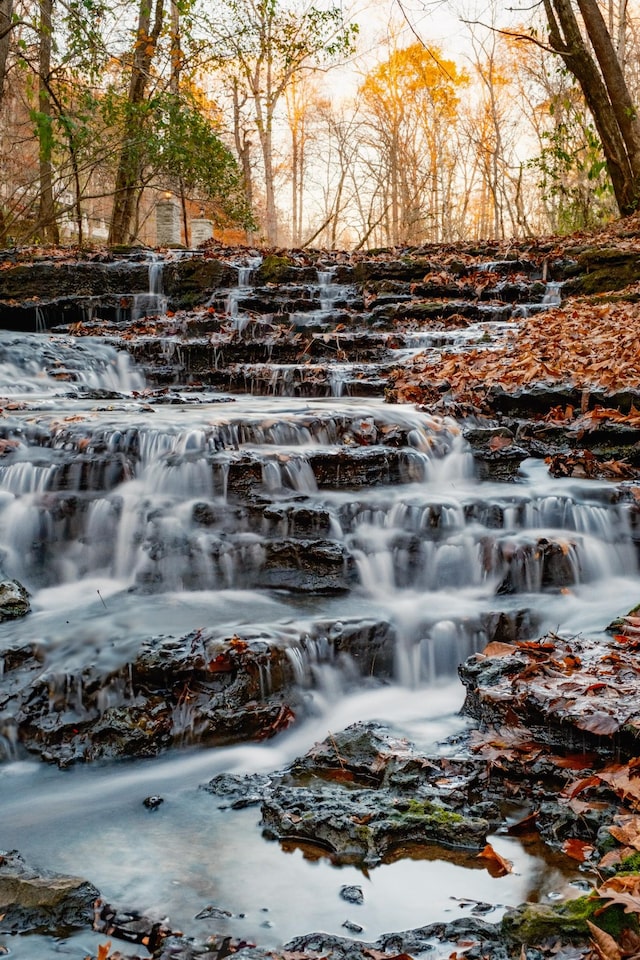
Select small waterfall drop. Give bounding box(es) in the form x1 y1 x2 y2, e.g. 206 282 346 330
132 256 168 320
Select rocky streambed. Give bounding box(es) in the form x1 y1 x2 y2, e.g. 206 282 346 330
1 234 640 958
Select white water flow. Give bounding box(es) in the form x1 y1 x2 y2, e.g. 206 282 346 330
131 257 169 320
0 274 635 954
225 256 263 324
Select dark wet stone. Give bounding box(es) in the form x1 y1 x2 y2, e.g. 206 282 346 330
342 920 364 933
340 885 364 904
459 632 640 756
194 904 233 920
0 849 99 935
285 917 507 960
5 619 398 765
259 538 355 593
290 721 414 785
261 783 488 864
203 772 272 808
143 795 164 809
0 579 30 620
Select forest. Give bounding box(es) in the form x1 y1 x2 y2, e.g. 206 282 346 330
0 0 638 251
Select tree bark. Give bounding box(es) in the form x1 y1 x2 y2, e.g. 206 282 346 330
544 0 640 214
108 0 164 245
37 0 59 243
0 0 13 107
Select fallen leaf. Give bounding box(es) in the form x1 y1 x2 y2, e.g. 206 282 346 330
587 920 621 960
480 641 516 657
561 838 594 862
608 817 640 851
477 843 513 876
562 775 601 799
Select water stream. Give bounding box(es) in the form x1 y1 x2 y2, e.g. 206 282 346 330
0 261 633 956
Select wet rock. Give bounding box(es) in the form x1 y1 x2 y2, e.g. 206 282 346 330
459 632 640 755
340 885 364 904
285 918 507 960
0 849 99 935
260 538 354 593
342 920 364 933
261 783 489 864
8 619 397 764
194 904 233 920
0 260 150 301
353 257 435 283
204 772 272 808
163 259 237 307
290 721 414 785
473 442 530 481
565 247 640 295
502 900 594 944
0 579 30 619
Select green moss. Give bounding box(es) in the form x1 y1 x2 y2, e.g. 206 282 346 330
503 894 634 944
617 852 640 873
401 799 464 825
607 602 640 633
598 831 619 853
258 255 293 283
571 248 640 295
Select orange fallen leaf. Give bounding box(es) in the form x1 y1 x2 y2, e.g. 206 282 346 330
480 641 516 658
477 843 513 876
561 838 594 862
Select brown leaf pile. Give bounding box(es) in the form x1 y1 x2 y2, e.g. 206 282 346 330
390 296 640 402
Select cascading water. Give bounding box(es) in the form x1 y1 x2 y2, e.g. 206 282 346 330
0 258 636 958
131 255 169 320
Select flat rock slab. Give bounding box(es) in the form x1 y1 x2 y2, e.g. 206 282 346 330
261 782 488 865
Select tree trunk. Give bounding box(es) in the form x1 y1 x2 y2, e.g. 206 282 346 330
260 121 278 244
108 0 164 245
232 82 254 221
544 0 640 214
0 0 13 107
37 0 59 243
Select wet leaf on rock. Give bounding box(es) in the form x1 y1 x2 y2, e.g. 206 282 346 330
607 816 640 851
561 838 594 862
480 641 516 658
600 765 640 809
595 875 640 915
574 712 622 737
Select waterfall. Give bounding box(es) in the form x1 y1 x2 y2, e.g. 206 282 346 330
0 252 636 959
132 256 168 320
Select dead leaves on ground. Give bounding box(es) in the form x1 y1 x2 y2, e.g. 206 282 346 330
389 297 640 404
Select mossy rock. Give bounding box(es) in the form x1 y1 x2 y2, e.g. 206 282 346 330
163 259 234 307
256 255 294 283
502 895 633 944
568 248 640 295
606 602 640 633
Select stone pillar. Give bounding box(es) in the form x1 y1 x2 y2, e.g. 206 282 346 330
156 198 182 246
190 218 214 247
